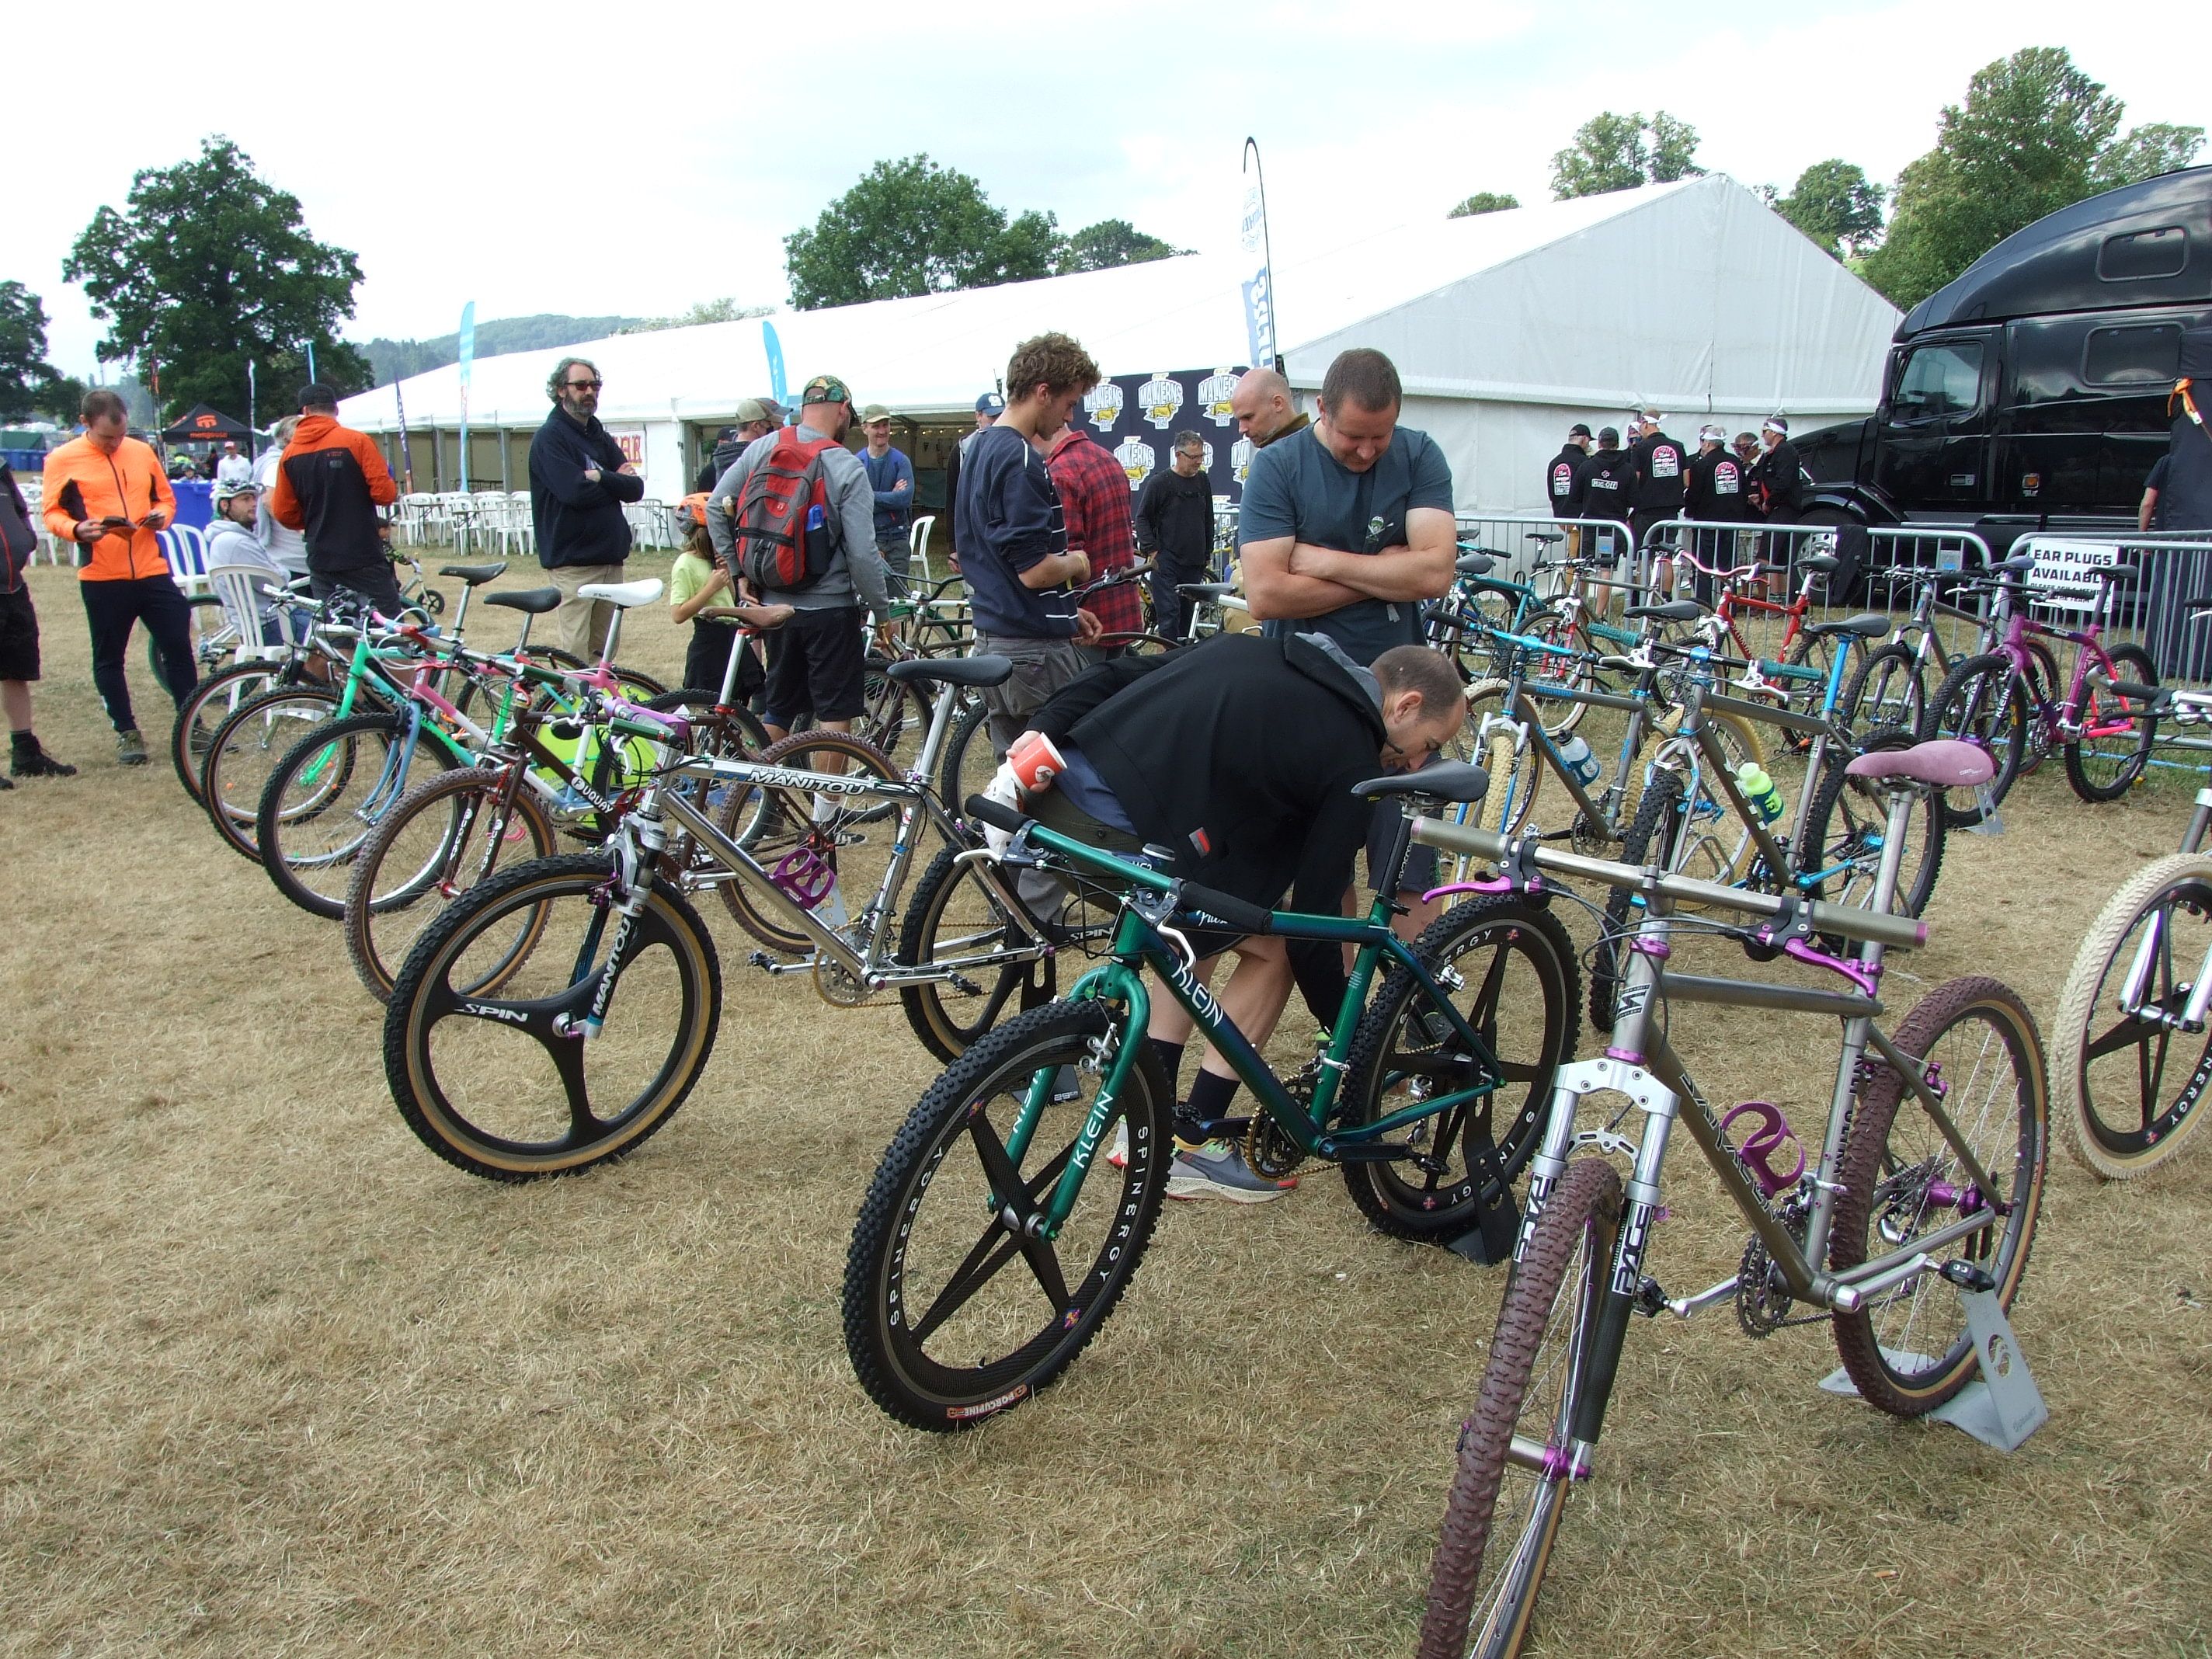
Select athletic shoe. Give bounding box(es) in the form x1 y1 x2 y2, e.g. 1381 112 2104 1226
1106 1121 1129 1168
116 729 148 767
10 738 76 778
1166 1137 1298 1204
0 771 12 791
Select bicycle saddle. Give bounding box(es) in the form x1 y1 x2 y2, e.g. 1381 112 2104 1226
1800 553 1840 575
576 578 664 607
1353 760 1490 804
1843 739 1995 788
1177 582 1237 599
1805 612 1891 639
884 655 1012 688
186 593 226 609
2088 564 2137 584
484 586 562 614
1454 553 1495 576
439 562 509 585
1525 530 1563 544
1624 600 1703 622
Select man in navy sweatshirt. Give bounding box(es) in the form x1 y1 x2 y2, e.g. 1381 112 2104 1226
955 332 1104 758
528 356 647 659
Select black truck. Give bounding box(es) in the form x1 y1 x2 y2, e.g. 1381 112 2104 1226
1796 165 2210 550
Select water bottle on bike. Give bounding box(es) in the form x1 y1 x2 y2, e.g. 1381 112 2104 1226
1735 760 1785 824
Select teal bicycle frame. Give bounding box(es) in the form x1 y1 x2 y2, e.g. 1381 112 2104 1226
990 819 1510 1239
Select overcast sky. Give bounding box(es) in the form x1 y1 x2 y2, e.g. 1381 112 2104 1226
14 2 2203 381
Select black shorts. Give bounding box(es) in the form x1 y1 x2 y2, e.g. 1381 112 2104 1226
0 585 39 681
763 607 865 726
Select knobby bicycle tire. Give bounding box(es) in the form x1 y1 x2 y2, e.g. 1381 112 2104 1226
1829 976 2045 1415
2050 852 2212 1179
842 1000 1172 1431
256 711 465 920
199 685 350 861
712 729 902 955
1840 642 1925 736
1338 896 1579 1240
1589 772 1685 1032
343 764 559 1003
1416 1156 1622 1659
2062 642 2157 804
1795 726 1946 936
937 698 993 819
1924 652 2026 828
171 659 299 802
383 850 722 1181
896 842 1059 1063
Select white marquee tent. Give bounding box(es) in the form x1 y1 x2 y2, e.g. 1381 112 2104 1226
339 173 1899 514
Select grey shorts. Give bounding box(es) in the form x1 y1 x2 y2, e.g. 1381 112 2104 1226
975 634 1087 760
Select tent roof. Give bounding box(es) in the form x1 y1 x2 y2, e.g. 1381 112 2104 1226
161 402 253 441
340 175 1898 432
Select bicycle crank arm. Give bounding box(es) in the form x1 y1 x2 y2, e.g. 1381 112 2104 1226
746 950 818 976
1663 1275 1741 1319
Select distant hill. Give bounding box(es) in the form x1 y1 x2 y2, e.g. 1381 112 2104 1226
361 315 640 385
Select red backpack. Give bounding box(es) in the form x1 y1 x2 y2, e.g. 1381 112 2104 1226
732 431 843 592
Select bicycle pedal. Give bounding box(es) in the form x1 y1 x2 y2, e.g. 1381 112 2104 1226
1939 1260 1997 1293
1322 1140 1416 1163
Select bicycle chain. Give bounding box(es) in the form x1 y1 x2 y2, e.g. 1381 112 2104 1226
1244 1054 1326 1181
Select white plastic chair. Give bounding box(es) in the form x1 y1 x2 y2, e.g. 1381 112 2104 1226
160 524 211 595
205 559 301 659
908 513 937 586
507 490 535 555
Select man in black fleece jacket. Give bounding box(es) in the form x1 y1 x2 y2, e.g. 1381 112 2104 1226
1132 430 1216 638
1008 630 1465 1200
529 355 647 658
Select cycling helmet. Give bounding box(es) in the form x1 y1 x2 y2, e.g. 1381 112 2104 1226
212 478 258 508
679 491 711 528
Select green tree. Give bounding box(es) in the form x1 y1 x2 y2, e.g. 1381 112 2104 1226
0 281 57 421
1549 111 1704 200
1447 192 1521 218
63 134 368 422
1773 160 1887 258
1059 219 1185 273
784 155 1063 310
1862 48 2206 308
621 298 774 334
37 373 89 426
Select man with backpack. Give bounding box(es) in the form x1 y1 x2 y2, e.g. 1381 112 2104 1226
706 373 890 743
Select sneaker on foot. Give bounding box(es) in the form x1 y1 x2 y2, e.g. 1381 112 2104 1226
1106 1121 1129 1168
116 729 149 767
1166 1137 1297 1203
0 770 12 790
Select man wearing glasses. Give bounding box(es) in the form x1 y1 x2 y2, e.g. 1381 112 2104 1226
529 356 646 659
1133 430 1216 638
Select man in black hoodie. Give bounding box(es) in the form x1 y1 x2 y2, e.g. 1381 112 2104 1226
529 355 647 658
1545 424 1591 519
1626 407 1687 596
1133 430 1216 637
1569 425 1635 588
1003 631 1466 1200
694 399 785 492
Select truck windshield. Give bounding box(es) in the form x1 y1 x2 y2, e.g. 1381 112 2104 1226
1891 339 1986 422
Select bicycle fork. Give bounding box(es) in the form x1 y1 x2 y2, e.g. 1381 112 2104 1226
558 809 664 1041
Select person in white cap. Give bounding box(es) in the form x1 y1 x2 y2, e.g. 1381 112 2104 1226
1682 423 1749 603
214 440 252 488
1626 407 1686 599
1748 415 1807 595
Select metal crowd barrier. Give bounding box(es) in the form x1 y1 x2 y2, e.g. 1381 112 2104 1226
1452 513 1640 599
2008 531 2212 689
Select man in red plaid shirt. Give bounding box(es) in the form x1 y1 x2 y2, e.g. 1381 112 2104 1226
1042 424 1143 658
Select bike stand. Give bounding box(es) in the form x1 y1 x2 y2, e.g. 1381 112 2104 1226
1442 1137 1520 1267
1817 1285 2048 1451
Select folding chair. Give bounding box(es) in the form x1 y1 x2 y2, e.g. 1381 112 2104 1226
908 513 937 586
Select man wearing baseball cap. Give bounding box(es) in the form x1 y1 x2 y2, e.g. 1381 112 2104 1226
857 403 914 593
1626 408 1687 598
944 390 1006 570
695 399 784 492
707 374 891 746
1682 423 1749 603
1546 423 1592 520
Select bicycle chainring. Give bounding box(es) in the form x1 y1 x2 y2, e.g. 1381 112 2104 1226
812 955 873 1007
1246 1056 1324 1181
1734 1188 1821 1337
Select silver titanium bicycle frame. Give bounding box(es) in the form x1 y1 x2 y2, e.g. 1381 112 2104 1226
622 674 1049 990
1413 783 2007 1471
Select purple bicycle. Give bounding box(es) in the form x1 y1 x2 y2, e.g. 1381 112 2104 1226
1922 553 2159 822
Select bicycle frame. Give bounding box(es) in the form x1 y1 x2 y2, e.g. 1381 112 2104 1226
983 819 1509 1239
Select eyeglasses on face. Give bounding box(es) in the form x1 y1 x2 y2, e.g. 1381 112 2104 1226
564 379 603 391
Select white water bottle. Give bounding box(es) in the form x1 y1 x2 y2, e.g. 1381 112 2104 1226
1558 732 1602 788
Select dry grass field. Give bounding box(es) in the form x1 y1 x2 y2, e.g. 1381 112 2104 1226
2 554 2209 1657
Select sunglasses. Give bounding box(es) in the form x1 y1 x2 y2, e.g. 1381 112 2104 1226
564 379 602 391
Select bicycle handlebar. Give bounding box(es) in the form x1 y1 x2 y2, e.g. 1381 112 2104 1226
1409 817 1928 950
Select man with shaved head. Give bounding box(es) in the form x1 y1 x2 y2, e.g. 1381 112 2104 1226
1230 367 1308 449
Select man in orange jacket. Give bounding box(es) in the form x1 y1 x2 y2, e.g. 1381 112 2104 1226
268 382 403 615
40 388 195 765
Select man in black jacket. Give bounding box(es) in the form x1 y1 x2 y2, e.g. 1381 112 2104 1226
529 356 647 658
1626 408 1687 596
1747 415 1807 596
693 399 784 492
1132 430 1216 637
1569 426 1635 589
1003 631 1466 1200
1681 423 1749 603
1545 424 1591 519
